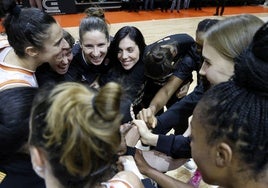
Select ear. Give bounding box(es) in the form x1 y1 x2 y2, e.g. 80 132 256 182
29 146 45 178
215 142 232 167
25 46 39 57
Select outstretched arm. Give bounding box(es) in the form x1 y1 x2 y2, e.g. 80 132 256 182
134 149 194 188
138 76 184 128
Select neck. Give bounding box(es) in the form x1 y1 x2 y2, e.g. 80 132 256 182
6 49 39 71
45 172 64 188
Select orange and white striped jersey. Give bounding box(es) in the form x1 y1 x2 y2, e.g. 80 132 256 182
0 46 38 90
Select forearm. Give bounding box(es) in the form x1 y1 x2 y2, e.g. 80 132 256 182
149 91 170 115
150 77 184 114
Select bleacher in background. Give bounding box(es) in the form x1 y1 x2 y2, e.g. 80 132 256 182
20 0 265 14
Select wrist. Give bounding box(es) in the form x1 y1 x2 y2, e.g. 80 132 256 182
149 105 156 115
146 133 159 147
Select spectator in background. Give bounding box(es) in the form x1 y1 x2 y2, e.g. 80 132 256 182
193 0 202 10
183 0 191 9
214 0 226 16
170 0 181 13
29 0 43 11
160 0 169 12
144 0 154 11
129 0 139 12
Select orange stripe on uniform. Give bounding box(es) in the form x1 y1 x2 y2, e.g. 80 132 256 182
0 64 34 76
0 80 32 88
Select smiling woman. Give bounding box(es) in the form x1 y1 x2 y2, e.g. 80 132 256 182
66 14 113 88
106 26 147 115
35 29 76 87
0 0 67 90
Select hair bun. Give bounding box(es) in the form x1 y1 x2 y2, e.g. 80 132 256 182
252 22 268 62
234 22 268 95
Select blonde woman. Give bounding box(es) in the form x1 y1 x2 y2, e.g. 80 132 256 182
28 82 144 188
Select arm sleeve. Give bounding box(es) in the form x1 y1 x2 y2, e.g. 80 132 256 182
173 55 197 81
155 135 191 159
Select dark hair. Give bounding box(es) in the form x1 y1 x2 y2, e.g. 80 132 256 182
196 18 219 33
79 16 110 44
0 87 37 160
196 23 268 177
29 82 123 187
234 21 268 95
110 26 146 62
143 42 176 80
1 0 57 57
63 29 75 48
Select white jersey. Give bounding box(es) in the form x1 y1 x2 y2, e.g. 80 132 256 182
0 47 38 90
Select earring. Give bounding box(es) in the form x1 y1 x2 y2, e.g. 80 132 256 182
33 165 44 178
34 166 43 172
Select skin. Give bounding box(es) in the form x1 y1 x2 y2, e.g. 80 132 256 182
199 40 234 86
189 102 268 188
138 43 189 127
190 108 221 185
117 35 140 70
132 36 237 188
38 23 68 66
49 42 73 75
80 30 110 66
5 23 67 72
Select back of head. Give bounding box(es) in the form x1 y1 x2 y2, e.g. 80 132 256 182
196 18 219 33
0 87 37 160
84 6 105 20
204 14 264 61
29 82 123 187
110 26 146 61
143 43 176 80
234 21 268 96
0 0 57 57
196 22 268 179
195 18 219 53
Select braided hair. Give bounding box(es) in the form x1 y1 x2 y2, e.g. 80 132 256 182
196 22 268 177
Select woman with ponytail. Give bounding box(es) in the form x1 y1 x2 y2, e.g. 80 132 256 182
28 82 144 188
0 0 67 90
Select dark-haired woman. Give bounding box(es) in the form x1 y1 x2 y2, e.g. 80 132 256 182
106 26 147 115
139 33 200 134
35 30 75 87
0 0 67 90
